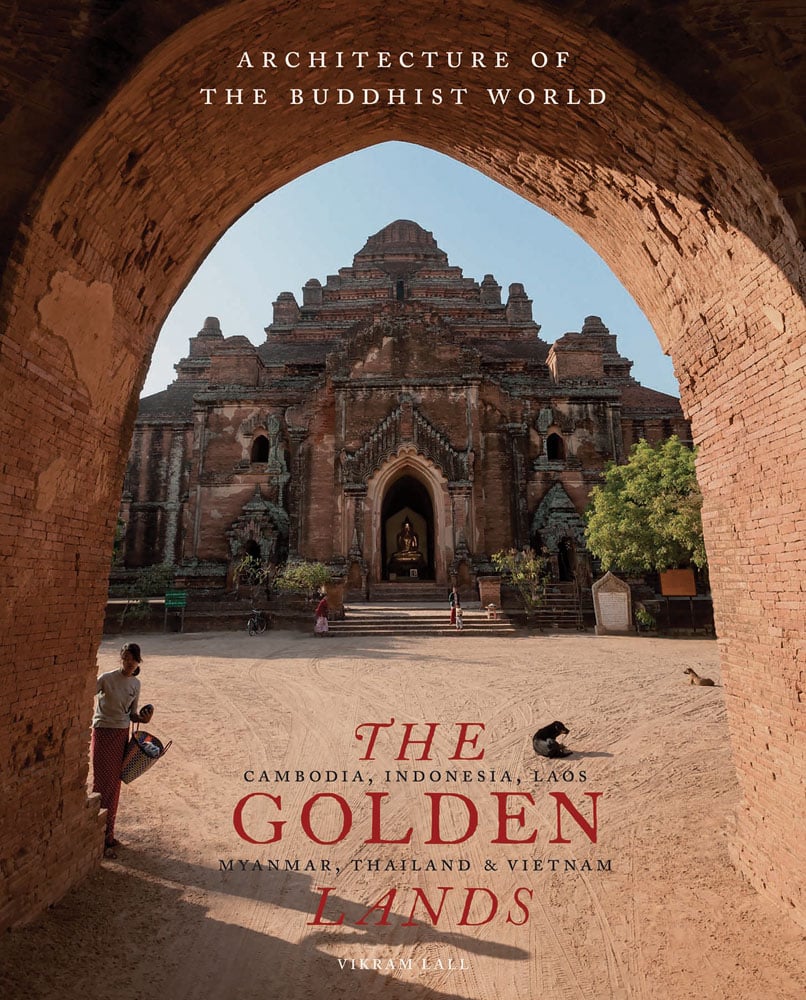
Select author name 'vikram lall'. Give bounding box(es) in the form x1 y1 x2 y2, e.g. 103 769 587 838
337 955 469 973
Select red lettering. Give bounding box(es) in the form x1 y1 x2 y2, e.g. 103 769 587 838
457 887 498 925
356 889 397 925
300 793 352 845
306 886 345 925
424 792 478 844
449 722 486 759
506 887 533 925
353 721 487 761
233 792 285 844
400 886 453 926
353 719 395 760
396 721 439 760
549 791 601 843
365 791 413 843
491 791 538 844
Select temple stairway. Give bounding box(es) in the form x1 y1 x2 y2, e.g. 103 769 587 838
528 582 589 630
359 582 447 603
328 602 517 638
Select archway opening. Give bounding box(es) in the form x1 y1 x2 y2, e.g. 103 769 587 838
546 432 565 462
250 435 269 464
380 474 434 581
243 538 261 561
557 536 576 582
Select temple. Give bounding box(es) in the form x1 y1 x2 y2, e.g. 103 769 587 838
119 219 689 598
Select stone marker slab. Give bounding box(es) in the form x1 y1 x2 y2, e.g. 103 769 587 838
592 571 634 635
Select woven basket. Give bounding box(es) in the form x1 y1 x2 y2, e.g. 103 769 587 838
121 730 172 784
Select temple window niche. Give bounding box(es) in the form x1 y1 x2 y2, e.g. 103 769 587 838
251 434 269 463
546 432 565 462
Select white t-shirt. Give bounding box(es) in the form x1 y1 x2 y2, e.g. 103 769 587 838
93 669 141 729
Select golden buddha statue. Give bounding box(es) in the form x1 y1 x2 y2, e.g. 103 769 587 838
396 518 419 554
388 517 427 577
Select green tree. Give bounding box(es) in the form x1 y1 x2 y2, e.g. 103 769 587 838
584 436 706 573
491 547 550 614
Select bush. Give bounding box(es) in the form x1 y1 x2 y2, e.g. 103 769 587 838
120 564 175 625
274 560 331 596
491 548 550 614
634 605 656 630
232 555 277 596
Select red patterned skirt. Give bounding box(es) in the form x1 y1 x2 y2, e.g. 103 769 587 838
91 727 129 843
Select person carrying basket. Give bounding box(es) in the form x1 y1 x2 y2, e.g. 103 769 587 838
91 642 154 858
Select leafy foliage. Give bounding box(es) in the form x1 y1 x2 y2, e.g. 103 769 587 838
491 547 550 612
634 605 657 630
273 560 331 595
112 517 127 566
233 554 277 594
584 436 706 573
232 555 278 600
120 563 175 624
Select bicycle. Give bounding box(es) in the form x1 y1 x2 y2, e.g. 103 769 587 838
247 609 268 635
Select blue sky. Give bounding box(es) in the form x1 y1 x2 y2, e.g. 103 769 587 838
143 141 678 398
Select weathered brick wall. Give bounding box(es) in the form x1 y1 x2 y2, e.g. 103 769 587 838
123 422 192 566
548 346 605 379
237 365 653 576
0 0 803 931
207 344 261 387
0 264 140 926
677 245 806 920
299 386 338 560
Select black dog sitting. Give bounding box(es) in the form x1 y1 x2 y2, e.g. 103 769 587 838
532 721 571 758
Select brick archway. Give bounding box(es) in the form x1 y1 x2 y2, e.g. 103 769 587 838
0 0 804 929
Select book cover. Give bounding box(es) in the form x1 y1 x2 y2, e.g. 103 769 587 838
0 4 804 1000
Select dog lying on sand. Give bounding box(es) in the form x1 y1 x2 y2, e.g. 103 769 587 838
532 720 571 757
683 667 715 686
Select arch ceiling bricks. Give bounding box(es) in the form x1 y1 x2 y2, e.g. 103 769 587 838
0 1 803 930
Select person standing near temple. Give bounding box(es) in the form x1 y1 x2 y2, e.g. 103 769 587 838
449 585 460 626
91 642 154 857
314 593 329 636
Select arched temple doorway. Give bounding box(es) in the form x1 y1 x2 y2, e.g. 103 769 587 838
364 448 451 586
557 536 576 583
243 539 261 561
381 474 435 580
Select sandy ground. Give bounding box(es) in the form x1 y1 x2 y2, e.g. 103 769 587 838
2 627 805 1000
